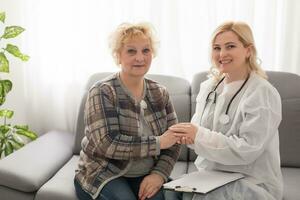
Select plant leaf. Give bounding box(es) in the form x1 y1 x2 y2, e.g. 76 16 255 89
0 132 4 140
12 134 24 145
0 80 12 106
0 52 9 73
9 140 23 150
15 128 38 140
0 12 5 23
13 125 29 131
0 80 12 94
0 83 5 105
0 124 10 135
0 97 5 106
4 140 13 156
1 26 25 39
0 109 14 119
0 140 4 158
0 139 3 148
5 44 30 61
0 134 3 142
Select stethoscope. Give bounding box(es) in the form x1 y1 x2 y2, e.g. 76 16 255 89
205 74 250 125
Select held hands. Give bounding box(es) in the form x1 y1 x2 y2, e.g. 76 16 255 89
138 173 164 200
159 123 198 147
169 123 198 145
159 129 180 149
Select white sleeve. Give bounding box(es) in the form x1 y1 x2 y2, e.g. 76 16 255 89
188 80 211 150
192 85 282 165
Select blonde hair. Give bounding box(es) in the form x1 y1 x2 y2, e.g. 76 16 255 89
209 21 267 80
109 22 158 65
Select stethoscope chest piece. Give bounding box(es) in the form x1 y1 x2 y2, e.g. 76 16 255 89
219 114 230 124
206 74 250 126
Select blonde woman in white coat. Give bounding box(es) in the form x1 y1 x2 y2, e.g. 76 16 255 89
169 21 283 200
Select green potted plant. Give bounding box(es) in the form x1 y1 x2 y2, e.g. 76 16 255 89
0 11 37 159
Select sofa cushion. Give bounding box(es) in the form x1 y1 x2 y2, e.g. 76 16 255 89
35 156 79 200
267 72 300 167
0 185 34 200
0 131 73 193
73 73 111 155
281 167 300 200
279 99 300 167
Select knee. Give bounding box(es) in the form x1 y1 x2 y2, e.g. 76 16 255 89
100 190 136 200
164 190 182 200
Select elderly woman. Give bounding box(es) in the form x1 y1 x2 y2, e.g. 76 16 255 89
74 22 180 200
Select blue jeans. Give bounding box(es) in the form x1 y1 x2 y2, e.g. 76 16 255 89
74 176 165 200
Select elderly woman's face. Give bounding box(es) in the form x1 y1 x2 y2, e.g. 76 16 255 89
118 36 152 79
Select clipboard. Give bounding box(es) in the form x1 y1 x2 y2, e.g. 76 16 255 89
163 169 244 194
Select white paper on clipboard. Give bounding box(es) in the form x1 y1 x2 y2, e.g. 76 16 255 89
163 169 244 194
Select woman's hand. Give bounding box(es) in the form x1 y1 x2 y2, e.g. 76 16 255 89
138 173 164 200
178 135 195 145
159 129 179 149
169 123 198 144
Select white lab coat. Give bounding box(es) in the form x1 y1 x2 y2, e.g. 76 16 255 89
189 72 283 200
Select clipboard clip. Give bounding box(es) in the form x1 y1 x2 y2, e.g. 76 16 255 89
174 185 197 192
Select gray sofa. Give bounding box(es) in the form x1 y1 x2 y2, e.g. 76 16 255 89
0 71 299 200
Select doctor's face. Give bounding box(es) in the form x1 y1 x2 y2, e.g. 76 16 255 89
212 31 250 75
118 36 152 79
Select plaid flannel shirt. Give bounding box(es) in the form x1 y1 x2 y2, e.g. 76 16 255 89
75 73 180 199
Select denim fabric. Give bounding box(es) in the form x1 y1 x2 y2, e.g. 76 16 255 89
74 176 165 200
164 189 182 200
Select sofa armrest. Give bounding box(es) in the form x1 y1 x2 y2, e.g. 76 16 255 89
0 130 74 192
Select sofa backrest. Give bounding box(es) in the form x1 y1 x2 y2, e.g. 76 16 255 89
73 72 112 155
190 71 300 167
73 72 191 162
267 71 300 167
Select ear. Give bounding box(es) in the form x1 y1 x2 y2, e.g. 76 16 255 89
246 45 252 59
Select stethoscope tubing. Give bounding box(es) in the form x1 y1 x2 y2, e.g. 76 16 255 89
224 74 250 115
207 73 250 116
